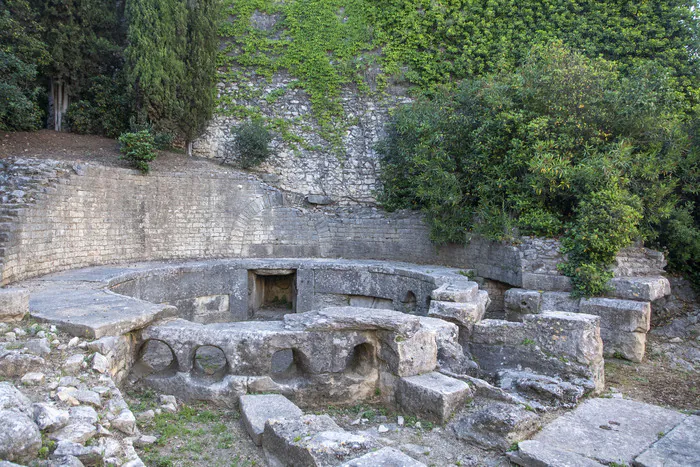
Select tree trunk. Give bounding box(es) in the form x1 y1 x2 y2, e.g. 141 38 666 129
187 140 193 157
50 79 70 131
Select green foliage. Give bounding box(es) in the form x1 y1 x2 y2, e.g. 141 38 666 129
125 0 187 132
118 130 157 173
65 76 129 137
0 0 47 130
178 0 220 153
232 120 272 169
221 0 699 153
378 44 695 295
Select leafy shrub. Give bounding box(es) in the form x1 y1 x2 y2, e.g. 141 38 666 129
232 120 272 169
378 43 696 295
128 117 174 150
118 130 157 173
0 50 43 131
65 76 130 138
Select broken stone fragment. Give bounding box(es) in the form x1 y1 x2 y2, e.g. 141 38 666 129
452 402 541 450
0 288 29 322
91 352 109 374
21 371 45 386
240 394 303 446
49 422 98 445
33 402 70 432
111 409 137 435
0 350 45 377
0 382 31 412
53 440 103 466
263 414 379 466
0 409 42 463
63 354 85 374
23 337 51 356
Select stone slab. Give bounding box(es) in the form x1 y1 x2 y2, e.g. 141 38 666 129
508 440 605 467
428 298 485 328
396 372 471 424
0 288 29 322
284 307 421 337
30 286 177 338
430 281 478 302
607 276 671 302
240 394 303 446
634 415 700 467
340 447 426 467
532 398 686 466
452 402 541 450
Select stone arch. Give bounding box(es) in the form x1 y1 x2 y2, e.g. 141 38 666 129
192 345 228 380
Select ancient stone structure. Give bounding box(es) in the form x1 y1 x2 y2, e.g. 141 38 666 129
0 156 689 466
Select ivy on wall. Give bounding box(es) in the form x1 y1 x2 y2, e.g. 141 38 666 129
217 0 699 152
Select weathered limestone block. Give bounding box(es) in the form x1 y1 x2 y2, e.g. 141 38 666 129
0 410 42 463
240 394 303 446
416 317 472 374
340 447 427 467
0 382 31 412
497 370 586 408
504 289 542 321
428 299 485 329
470 312 604 394
378 329 437 377
396 372 471 424
452 402 541 450
32 403 70 432
579 298 651 362
430 281 479 302
0 288 29 322
540 291 581 314
608 276 671 302
262 414 379 467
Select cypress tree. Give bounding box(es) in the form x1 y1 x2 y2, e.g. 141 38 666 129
124 0 187 132
179 0 219 156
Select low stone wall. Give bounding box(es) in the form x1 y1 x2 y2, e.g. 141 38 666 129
0 158 668 295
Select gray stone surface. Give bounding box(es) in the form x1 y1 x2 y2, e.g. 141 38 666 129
49 422 98 444
33 402 70 432
428 297 486 329
0 288 29 322
508 440 605 467
0 381 31 412
240 394 303 446
396 372 471 424
0 409 42 462
53 441 103 466
284 307 421 336
430 281 479 303
0 350 44 377
340 447 426 467
262 414 379 466
504 289 542 321
608 276 671 302
531 398 686 466
579 298 651 362
634 415 700 467
470 312 604 395
452 402 541 450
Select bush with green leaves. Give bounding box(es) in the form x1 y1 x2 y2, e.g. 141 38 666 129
118 130 157 173
378 44 697 295
65 76 130 138
232 120 273 169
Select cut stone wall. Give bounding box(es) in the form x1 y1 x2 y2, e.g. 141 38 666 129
0 158 667 291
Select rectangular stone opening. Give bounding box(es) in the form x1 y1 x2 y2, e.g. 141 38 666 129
248 269 297 320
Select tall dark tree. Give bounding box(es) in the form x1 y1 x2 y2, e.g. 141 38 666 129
180 0 219 156
31 0 124 130
124 0 187 133
0 0 48 130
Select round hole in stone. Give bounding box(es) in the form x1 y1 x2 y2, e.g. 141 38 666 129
270 348 309 382
402 291 417 313
347 342 375 377
135 339 176 376
193 345 227 379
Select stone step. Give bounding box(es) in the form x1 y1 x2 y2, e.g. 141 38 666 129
396 371 472 424
239 394 303 446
